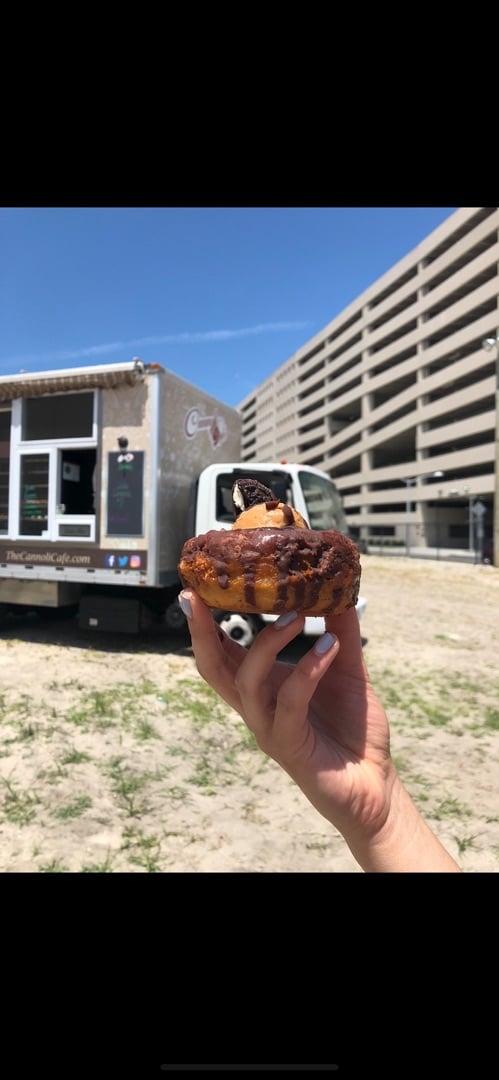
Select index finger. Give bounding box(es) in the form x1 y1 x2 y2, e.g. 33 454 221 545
179 589 246 712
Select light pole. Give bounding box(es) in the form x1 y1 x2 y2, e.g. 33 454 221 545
402 470 445 557
462 486 474 554
481 335 499 569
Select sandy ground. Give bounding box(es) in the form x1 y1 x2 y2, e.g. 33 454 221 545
0 554 498 873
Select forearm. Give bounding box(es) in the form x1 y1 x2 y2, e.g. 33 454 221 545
345 774 462 873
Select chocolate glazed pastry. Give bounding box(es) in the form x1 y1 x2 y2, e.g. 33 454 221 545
178 478 361 617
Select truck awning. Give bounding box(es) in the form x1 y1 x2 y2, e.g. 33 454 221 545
0 360 147 402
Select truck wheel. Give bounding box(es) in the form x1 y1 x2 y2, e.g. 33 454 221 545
164 600 188 632
214 611 261 648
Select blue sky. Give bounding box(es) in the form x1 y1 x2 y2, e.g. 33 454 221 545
0 206 457 407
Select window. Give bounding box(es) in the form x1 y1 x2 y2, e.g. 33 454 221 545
215 470 294 524
298 470 348 532
22 393 94 440
19 453 49 536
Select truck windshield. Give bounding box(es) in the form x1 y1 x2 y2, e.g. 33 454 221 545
215 470 293 523
298 470 348 533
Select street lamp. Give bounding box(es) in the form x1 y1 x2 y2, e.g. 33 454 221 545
402 470 445 557
481 335 499 568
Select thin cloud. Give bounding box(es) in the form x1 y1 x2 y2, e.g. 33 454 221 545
1 322 311 371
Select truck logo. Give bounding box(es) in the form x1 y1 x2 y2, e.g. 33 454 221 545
184 407 228 448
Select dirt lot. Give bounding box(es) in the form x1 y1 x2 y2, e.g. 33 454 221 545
0 554 498 873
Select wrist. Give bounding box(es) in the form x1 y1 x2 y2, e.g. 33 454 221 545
345 770 462 873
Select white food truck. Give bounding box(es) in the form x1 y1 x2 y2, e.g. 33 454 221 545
0 359 365 643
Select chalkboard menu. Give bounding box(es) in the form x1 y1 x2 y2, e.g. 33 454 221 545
106 451 144 537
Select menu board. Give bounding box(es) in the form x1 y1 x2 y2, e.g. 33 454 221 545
106 451 144 537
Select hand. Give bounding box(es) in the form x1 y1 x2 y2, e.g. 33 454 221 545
179 590 461 872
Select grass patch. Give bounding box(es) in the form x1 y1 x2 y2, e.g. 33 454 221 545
134 719 160 741
372 667 499 733
36 764 68 784
62 680 160 734
38 859 69 873
1 776 40 825
61 748 92 765
120 826 163 871
453 833 481 855
484 707 499 730
52 794 93 820
160 678 229 728
103 757 166 817
429 796 473 821
80 855 115 873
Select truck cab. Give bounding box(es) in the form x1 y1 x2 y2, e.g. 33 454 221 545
193 461 367 646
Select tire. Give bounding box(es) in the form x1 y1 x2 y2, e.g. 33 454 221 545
214 610 262 648
164 600 189 632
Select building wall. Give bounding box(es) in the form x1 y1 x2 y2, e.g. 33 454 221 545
237 206 499 555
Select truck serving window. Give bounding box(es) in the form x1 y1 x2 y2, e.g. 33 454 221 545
298 470 348 533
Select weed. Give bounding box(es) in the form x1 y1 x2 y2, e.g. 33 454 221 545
112 773 146 816
160 678 228 728
120 826 163 871
80 854 114 873
454 834 480 855
38 859 69 873
9 695 33 719
19 722 37 740
189 756 218 794
484 707 499 730
429 796 472 821
53 794 93 820
104 760 163 817
305 839 330 852
1 776 39 825
62 681 160 735
134 719 160 741
61 748 92 765
392 754 408 775
36 765 68 785
421 703 452 727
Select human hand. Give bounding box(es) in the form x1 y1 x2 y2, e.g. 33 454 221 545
179 592 394 843
179 590 461 873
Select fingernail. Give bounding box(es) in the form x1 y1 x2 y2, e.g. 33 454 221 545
178 591 193 619
314 632 337 655
274 610 298 629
